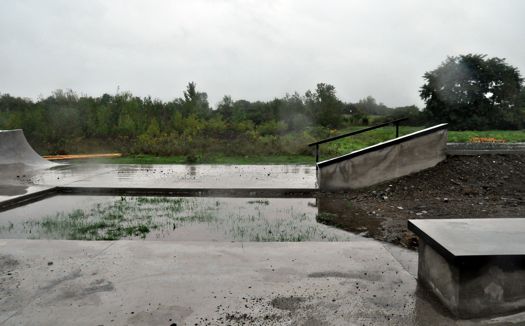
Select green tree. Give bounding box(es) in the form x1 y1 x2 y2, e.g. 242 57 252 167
420 54 523 130
354 96 390 116
305 83 344 128
181 82 210 118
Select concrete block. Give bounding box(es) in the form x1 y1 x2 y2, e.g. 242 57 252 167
410 218 525 318
318 124 447 191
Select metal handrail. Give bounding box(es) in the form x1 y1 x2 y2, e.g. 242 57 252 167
308 117 408 164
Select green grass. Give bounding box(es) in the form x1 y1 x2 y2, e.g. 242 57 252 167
447 130 525 143
74 128 525 165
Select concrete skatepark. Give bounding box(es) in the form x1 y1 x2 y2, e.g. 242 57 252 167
1 129 525 325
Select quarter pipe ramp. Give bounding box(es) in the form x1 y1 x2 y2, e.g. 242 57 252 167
0 129 55 167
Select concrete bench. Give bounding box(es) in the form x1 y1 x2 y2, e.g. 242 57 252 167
408 218 525 318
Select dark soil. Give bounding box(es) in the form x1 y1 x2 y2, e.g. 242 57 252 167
317 154 525 249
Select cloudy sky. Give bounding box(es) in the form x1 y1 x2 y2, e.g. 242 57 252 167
1 0 524 107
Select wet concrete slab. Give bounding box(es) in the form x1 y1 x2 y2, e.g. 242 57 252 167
1 239 522 325
66 164 316 189
0 163 114 187
0 163 317 208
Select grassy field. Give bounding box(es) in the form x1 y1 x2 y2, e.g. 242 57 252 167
85 127 525 165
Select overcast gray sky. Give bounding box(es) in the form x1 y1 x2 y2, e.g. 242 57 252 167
1 0 524 107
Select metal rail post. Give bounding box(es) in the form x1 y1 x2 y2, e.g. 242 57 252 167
315 144 319 170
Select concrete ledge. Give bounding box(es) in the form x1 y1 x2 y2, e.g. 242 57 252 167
0 187 57 212
318 124 448 191
447 142 525 155
409 218 525 318
0 186 320 212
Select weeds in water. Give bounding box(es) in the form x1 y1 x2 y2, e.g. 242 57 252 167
23 197 189 240
3 196 353 242
224 212 350 242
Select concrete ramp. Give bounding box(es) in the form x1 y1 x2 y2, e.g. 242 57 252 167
0 129 55 168
318 124 448 191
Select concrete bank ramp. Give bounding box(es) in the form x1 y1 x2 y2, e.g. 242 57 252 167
0 129 55 168
318 124 448 191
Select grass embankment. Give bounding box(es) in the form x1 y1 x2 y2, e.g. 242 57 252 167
86 128 525 165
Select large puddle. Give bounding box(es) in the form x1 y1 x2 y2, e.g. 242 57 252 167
0 196 373 242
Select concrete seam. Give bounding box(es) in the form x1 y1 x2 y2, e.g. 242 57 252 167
90 241 116 258
380 243 417 280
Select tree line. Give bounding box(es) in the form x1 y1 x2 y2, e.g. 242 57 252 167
0 82 424 157
0 54 523 158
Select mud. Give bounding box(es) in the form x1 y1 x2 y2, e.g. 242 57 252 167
318 154 525 248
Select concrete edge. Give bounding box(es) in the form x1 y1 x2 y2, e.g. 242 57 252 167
57 187 320 198
446 142 525 155
0 187 58 212
318 123 448 168
0 187 322 212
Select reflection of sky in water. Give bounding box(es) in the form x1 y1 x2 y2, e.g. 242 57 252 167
0 196 357 241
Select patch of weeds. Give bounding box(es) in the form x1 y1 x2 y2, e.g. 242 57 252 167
171 212 215 223
25 197 188 240
226 212 349 242
316 212 338 224
136 197 185 206
0 221 14 232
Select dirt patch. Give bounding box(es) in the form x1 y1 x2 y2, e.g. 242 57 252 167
317 154 525 249
271 296 305 311
0 255 19 273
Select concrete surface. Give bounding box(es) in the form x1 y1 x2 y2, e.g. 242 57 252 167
0 164 316 190
409 218 525 258
411 219 525 318
66 164 316 189
0 164 317 209
447 142 525 155
3 239 524 326
3 129 525 323
318 125 448 191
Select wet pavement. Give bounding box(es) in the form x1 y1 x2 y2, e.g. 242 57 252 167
2 240 524 325
2 162 524 324
0 163 316 207
1 163 316 188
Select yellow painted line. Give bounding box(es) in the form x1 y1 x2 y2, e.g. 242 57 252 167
43 153 122 161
